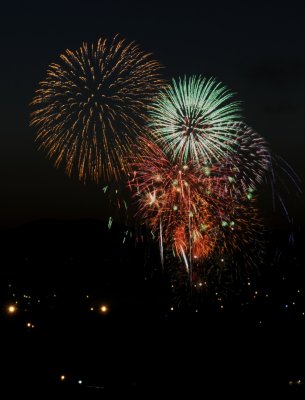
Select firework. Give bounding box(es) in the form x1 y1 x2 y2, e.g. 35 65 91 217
149 75 242 165
206 123 271 199
160 200 265 306
30 35 164 183
130 126 269 294
131 137 237 266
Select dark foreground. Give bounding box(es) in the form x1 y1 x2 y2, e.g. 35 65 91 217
2 309 305 397
1 219 304 397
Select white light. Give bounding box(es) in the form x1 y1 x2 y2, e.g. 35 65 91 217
78 380 83 385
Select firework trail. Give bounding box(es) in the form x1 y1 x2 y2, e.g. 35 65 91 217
266 153 302 222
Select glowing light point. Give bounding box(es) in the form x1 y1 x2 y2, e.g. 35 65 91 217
203 167 211 176
100 305 108 313
200 224 208 231
247 193 253 200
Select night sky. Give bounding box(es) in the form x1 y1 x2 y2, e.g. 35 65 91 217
1 0 304 228
1 1 305 397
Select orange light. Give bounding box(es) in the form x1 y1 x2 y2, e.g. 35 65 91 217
8 305 16 314
100 305 108 313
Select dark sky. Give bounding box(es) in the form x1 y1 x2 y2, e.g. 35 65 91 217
1 0 304 229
